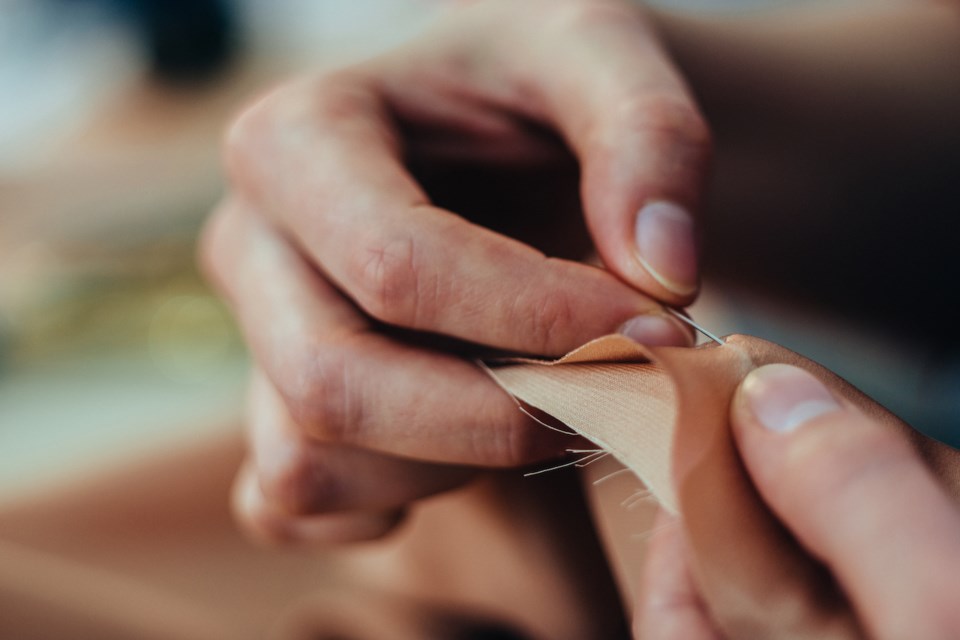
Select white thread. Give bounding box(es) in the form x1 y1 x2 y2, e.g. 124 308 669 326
631 519 678 542
524 450 607 477
518 404 579 435
592 468 634 486
625 493 656 511
621 489 652 509
576 451 610 468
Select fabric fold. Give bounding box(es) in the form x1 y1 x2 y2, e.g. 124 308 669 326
485 334 960 638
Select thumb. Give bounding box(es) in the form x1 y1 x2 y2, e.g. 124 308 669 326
731 363 960 638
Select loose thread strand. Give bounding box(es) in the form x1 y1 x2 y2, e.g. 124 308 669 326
518 404 579 435
524 450 607 477
592 468 633 486
631 519 679 542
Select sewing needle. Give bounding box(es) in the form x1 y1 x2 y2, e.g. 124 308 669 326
666 307 725 345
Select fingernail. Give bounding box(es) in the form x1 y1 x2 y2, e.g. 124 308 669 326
618 313 693 347
742 364 842 432
635 201 698 296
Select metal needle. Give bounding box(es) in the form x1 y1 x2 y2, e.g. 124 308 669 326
666 307 725 345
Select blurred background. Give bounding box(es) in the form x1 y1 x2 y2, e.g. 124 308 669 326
1 0 958 507
0 0 442 500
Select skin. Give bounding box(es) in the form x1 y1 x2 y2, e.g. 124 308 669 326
201 0 705 544
200 0 960 634
638 364 960 639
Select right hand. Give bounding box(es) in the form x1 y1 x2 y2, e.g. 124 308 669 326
201 0 711 545
638 364 960 639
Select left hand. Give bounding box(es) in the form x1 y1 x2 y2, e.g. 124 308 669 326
202 0 708 546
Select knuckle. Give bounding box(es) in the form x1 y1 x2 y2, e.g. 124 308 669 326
551 0 638 34
311 70 377 125
612 94 712 154
277 344 356 443
833 435 916 503
259 450 341 515
222 70 371 187
350 235 426 327
222 89 280 187
523 283 577 354
781 420 914 519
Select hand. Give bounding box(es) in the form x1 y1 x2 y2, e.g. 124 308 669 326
638 364 960 639
201 0 710 544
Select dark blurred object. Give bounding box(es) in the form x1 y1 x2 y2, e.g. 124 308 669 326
105 0 236 82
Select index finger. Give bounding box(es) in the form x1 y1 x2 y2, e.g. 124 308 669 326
225 72 690 356
383 1 711 303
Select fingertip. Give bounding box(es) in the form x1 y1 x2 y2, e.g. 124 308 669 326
634 200 699 298
736 364 843 435
618 311 695 347
578 99 709 305
584 193 701 306
730 364 848 506
232 465 406 546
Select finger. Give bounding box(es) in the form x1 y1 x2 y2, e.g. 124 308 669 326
247 369 475 515
232 463 405 545
202 199 575 466
549 5 710 302
380 0 709 301
223 73 690 357
636 510 721 640
732 364 960 638
486 0 712 303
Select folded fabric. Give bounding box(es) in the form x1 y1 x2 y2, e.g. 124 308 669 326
486 334 960 639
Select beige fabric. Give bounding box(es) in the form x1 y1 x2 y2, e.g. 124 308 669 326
487 335 681 512
4 333 959 637
486 334 960 638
